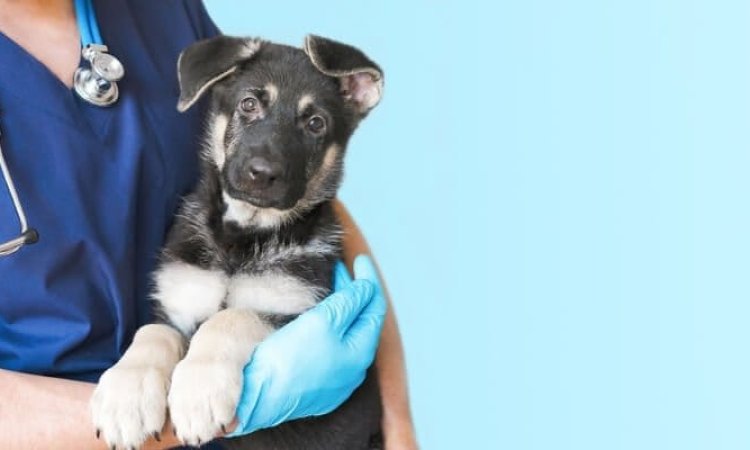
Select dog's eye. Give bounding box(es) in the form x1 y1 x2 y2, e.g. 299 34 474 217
306 116 326 134
239 97 259 113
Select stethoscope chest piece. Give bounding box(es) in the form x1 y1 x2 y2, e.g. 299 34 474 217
73 44 124 107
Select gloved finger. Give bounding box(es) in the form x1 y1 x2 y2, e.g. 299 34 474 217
341 288 387 363
309 279 375 337
332 260 353 292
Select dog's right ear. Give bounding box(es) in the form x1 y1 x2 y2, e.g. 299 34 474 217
177 36 263 112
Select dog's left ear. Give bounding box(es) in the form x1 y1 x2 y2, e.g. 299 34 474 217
177 36 263 112
304 35 384 114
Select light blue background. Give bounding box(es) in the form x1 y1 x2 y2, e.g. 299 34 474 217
206 1 750 449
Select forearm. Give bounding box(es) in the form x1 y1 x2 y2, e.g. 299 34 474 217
374 300 417 446
334 200 418 449
0 369 179 450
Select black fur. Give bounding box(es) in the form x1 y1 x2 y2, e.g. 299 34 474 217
157 35 385 449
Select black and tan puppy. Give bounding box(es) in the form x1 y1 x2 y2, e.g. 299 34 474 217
90 35 384 450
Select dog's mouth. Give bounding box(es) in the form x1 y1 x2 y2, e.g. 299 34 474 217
223 186 283 209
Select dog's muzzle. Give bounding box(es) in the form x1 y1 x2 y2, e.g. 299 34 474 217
224 154 294 208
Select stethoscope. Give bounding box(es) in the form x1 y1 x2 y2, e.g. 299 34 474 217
0 0 123 256
0 124 37 256
72 0 125 107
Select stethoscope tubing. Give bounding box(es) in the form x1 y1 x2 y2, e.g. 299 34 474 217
0 132 28 234
0 128 38 256
75 0 103 47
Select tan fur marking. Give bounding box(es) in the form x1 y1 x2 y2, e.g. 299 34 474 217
207 114 229 169
321 143 340 175
265 83 279 105
298 94 315 113
307 144 340 192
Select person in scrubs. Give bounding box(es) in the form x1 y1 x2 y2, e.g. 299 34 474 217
0 1 417 449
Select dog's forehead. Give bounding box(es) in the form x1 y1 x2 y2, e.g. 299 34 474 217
234 44 339 102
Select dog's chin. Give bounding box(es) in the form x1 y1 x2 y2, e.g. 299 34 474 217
223 188 291 210
240 196 279 209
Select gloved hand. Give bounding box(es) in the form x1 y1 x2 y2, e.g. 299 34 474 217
229 254 387 436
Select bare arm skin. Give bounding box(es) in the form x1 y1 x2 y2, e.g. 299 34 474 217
334 200 419 450
0 368 180 450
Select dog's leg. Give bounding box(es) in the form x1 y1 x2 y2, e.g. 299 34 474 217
168 308 272 447
91 324 185 449
92 261 228 449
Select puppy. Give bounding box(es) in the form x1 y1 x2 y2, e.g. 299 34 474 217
91 35 384 450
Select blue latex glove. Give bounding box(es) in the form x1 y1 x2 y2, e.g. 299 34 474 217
229 254 387 436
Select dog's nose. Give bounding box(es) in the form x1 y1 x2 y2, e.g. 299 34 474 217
247 157 281 189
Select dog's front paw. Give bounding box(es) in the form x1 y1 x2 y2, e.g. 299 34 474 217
168 358 243 446
91 364 169 449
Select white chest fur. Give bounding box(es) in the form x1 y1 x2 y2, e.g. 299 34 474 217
154 262 322 334
226 271 324 313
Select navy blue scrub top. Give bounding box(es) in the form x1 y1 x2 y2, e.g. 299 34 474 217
0 0 219 382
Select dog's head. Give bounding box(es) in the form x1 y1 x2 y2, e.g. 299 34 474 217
177 35 383 228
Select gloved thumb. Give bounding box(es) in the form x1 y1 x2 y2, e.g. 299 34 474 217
340 280 386 360
311 279 376 337
353 255 382 295
341 255 387 358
